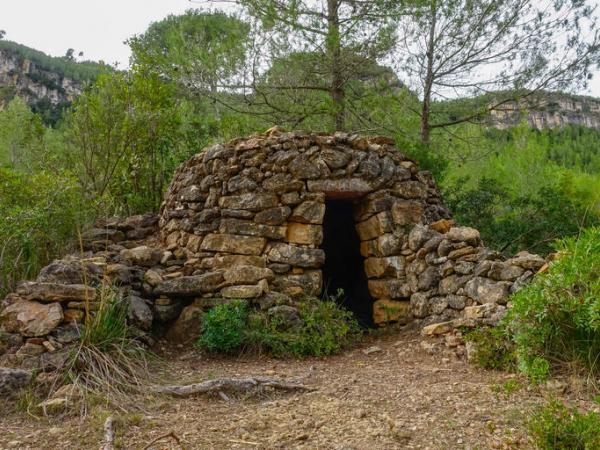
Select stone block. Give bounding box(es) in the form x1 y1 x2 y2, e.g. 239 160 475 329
289 201 326 224
223 265 274 285
393 180 428 199
464 277 510 304
209 255 267 269
120 245 162 267
154 272 225 296
391 200 424 225
488 262 525 281
356 211 393 241
421 321 453 336
186 235 203 253
410 292 429 318
307 178 373 199
219 218 286 240
254 206 291 225
200 233 266 255
430 219 455 233
218 193 278 211
446 227 480 245
166 305 203 344
1 301 63 337
221 285 264 299
267 244 325 268
16 282 96 303
354 195 394 221
364 256 405 278
368 279 411 299
373 299 411 325
271 271 322 297
285 222 323 245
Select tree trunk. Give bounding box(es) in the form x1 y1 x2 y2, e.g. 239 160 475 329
327 0 345 131
420 0 437 145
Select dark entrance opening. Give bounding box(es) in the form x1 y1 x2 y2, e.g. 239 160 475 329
321 200 374 327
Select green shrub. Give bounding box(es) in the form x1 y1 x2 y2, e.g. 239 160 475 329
246 299 361 358
0 167 92 296
196 299 361 358
464 326 516 371
196 300 248 353
505 227 600 383
528 400 600 449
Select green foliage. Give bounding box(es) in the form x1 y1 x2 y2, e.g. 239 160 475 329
196 299 361 357
444 175 598 255
129 10 249 94
65 70 196 214
196 300 249 353
246 299 361 358
464 326 516 371
0 167 90 296
441 123 600 255
505 227 600 383
528 400 600 450
80 286 129 351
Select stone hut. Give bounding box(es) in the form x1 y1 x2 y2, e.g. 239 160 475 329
157 128 543 327
1 129 548 362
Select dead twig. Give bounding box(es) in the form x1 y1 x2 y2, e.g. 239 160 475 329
141 432 183 450
153 377 316 397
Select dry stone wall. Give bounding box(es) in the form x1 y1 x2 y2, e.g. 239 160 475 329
158 129 451 322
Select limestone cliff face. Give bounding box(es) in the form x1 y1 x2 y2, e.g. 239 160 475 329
0 48 83 108
490 93 600 130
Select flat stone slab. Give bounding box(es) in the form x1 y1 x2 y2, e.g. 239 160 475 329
16 282 96 303
154 272 225 297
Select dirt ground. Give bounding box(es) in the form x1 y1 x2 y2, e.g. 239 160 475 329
1 330 596 450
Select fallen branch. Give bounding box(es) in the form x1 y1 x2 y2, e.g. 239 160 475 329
141 432 182 450
153 377 316 397
100 416 115 450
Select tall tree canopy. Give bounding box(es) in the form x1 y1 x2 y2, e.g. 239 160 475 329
394 0 600 143
233 0 403 131
128 11 250 98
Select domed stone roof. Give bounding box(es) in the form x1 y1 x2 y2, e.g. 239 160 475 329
158 128 454 325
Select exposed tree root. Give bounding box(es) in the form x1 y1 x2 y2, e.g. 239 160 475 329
141 432 182 450
153 377 315 397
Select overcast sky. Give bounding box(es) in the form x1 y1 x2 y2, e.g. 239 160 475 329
2 0 196 68
3 0 600 97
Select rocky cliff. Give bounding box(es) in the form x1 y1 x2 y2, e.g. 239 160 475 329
490 93 600 130
0 48 82 109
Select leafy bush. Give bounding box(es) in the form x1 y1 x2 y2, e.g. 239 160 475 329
505 227 600 383
528 400 600 449
0 167 91 296
464 326 516 371
196 299 361 357
196 300 248 353
444 176 598 255
246 299 361 358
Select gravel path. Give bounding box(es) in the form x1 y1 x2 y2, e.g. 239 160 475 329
0 331 586 449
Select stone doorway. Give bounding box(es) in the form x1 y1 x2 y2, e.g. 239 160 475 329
321 200 374 327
